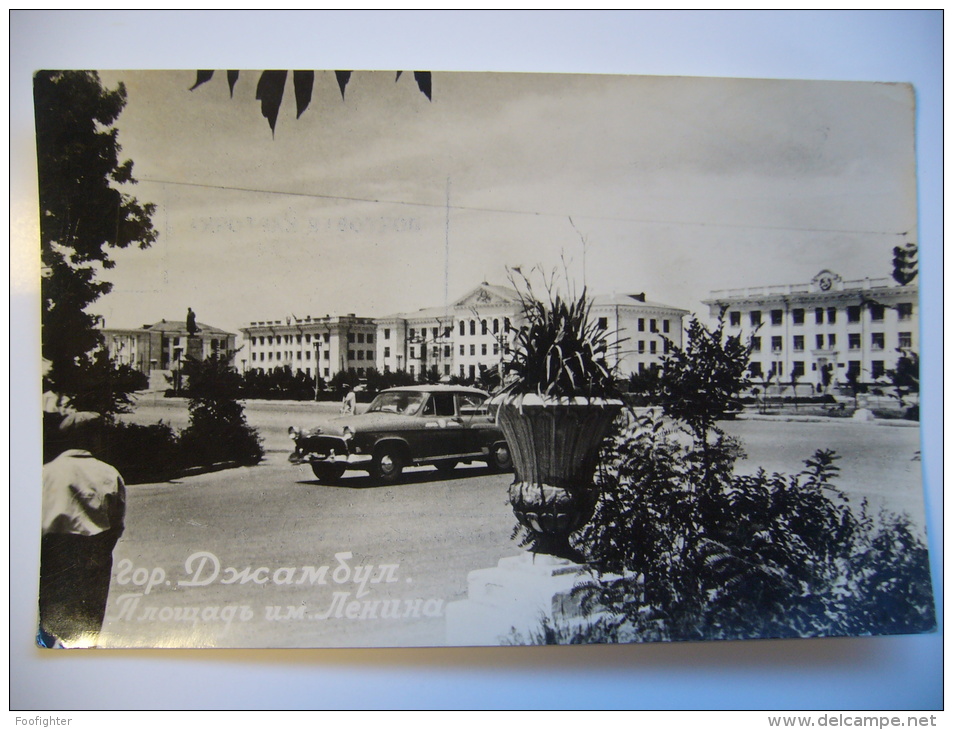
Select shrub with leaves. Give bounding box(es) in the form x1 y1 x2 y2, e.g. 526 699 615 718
501 268 621 399
178 353 263 466
568 410 936 642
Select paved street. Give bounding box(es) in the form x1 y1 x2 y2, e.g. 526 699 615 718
99 397 928 648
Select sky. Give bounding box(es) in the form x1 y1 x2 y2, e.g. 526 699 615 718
84 69 917 338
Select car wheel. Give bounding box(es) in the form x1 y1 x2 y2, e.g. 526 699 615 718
489 442 512 471
310 463 346 483
372 446 405 483
435 460 457 474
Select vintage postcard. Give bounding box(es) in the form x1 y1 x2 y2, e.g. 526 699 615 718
36 70 934 648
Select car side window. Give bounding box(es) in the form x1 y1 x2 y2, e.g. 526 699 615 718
431 392 456 417
459 393 487 417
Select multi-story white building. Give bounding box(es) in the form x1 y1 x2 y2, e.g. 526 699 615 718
703 269 918 387
240 314 377 380
377 283 688 381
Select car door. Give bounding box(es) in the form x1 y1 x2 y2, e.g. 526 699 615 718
457 391 494 455
418 391 469 459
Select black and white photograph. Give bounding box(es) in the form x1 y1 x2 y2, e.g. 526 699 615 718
31 66 937 652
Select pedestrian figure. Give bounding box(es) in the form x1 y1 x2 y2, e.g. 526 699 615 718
38 412 126 648
341 385 357 415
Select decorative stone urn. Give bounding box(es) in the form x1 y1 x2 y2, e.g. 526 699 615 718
493 393 623 562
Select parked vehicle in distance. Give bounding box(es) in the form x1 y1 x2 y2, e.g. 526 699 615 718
288 385 512 483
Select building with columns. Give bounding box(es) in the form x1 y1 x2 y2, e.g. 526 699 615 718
376 283 688 381
703 269 919 387
240 314 377 380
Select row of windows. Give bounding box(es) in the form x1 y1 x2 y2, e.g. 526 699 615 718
248 331 376 347
748 360 888 379
729 302 913 328
750 332 912 353
635 340 671 354
381 319 515 342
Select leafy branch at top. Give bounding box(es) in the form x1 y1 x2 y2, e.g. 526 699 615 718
190 70 432 134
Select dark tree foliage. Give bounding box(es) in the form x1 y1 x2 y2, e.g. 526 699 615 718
35 71 157 411
573 410 935 642
657 314 751 444
190 70 433 133
178 354 263 466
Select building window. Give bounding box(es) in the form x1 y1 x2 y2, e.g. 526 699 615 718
898 302 913 320
504 318 511 331
357 351 364 360
650 341 657 354
771 336 782 352
899 332 912 349
597 317 608 330
771 310 783 326
459 321 465 336
469 365 476 379
481 320 488 335
297 351 302 360
638 318 645 332
470 320 476 336
847 361 861 379
459 344 465 356
663 319 670 334
650 319 658 333
870 304 885 321
460 365 465 377
871 361 885 379
750 311 762 327
493 343 499 355
815 334 824 350
848 333 861 350
323 351 329 360
268 352 273 360
251 352 257 361
384 328 391 340
827 307 837 324
638 340 645 353
409 365 415 376
751 337 761 353
493 319 500 334
470 345 475 356
793 335 804 351
749 362 762 377
409 347 415 358
847 306 861 323
871 333 885 350
729 311 741 327
268 336 273 345
409 328 415 340
815 308 824 325
384 347 391 358
349 349 356 359
367 334 374 344
323 333 330 343
792 308 804 325
357 333 364 343
444 364 450 376
792 361 805 378
481 344 487 356
828 334 836 348
348 333 355 343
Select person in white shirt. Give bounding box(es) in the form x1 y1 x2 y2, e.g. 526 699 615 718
38 411 126 648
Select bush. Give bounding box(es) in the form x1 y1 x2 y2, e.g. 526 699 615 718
566 410 936 642
101 421 183 484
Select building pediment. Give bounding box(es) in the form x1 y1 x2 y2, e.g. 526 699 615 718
811 269 842 293
452 283 520 309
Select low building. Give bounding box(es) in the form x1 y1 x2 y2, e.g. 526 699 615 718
101 319 237 390
240 314 377 380
703 269 918 387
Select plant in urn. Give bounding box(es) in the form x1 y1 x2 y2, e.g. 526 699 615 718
491 270 623 562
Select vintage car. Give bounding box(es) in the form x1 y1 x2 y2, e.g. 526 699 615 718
288 385 512 483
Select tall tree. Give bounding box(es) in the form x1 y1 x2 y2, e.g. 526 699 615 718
35 71 157 408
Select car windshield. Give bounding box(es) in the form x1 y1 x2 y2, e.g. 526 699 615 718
366 391 427 415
